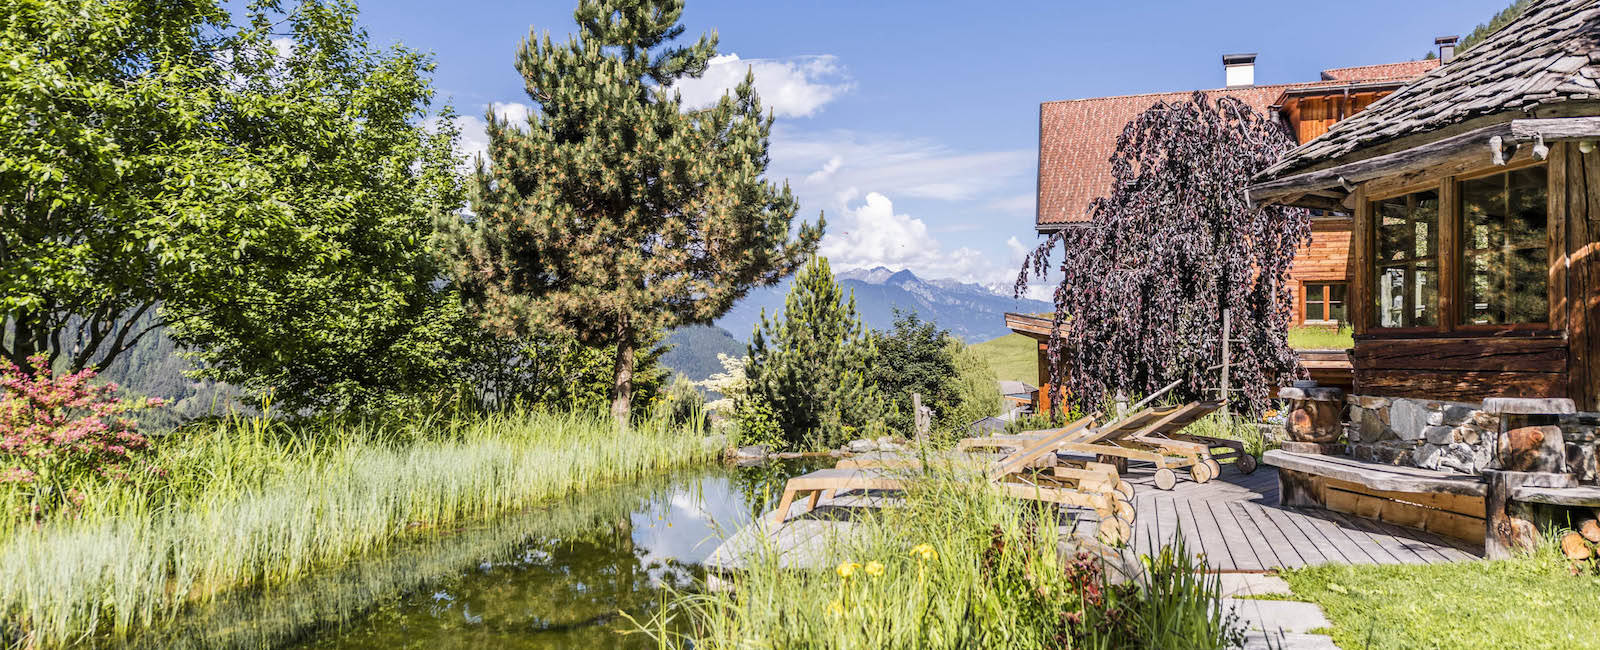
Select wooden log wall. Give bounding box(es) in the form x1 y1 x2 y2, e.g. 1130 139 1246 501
1553 142 1600 411
1346 141 1600 408
1285 217 1354 325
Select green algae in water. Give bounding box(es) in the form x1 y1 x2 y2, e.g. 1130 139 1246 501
118 459 820 649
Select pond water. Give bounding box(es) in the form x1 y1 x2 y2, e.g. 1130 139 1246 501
134 459 820 650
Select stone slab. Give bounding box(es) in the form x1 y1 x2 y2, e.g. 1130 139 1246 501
1242 631 1341 650
1218 573 1292 598
1224 598 1331 634
1481 397 1576 415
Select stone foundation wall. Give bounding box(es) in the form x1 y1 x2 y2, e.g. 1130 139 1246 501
1345 395 1600 482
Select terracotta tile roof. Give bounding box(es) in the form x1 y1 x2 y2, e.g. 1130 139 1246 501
1319 59 1441 82
1259 0 1600 179
1038 61 1438 227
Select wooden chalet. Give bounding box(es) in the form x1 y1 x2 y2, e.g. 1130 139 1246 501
1250 0 1600 411
1251 0 1600 557
1011 44 1455 409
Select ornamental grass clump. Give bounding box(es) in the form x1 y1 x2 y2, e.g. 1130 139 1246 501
0 356 164 518
642 469 1239 648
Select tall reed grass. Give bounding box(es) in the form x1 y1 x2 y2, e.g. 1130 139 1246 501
0 407 719 647
640 468 1240 649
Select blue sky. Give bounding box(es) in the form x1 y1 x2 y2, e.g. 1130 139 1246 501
360 0 1511 293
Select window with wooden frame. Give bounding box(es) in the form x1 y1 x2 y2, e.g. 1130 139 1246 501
1302 282 1347 324
1372 189 1440 328
1459 166 1548 326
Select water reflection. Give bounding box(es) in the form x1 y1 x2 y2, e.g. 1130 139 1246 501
237 458 822 650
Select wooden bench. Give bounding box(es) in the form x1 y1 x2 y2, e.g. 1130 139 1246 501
1264 450 1488 544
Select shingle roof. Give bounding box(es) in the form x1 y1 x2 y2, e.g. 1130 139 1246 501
1259 0 1600 179
1038 62 1437 227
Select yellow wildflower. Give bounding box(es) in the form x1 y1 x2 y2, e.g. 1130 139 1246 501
826 599 845 618
910 544 937 562
836 561 861 579
865 561 884 577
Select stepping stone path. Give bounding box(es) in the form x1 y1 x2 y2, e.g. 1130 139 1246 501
1217 574 1340 650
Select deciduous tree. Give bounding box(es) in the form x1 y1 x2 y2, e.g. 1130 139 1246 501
1018 92 1310 414
447 0 821 424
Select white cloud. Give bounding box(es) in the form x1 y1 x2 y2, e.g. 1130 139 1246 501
770 128 1032 203
450 102 535 167
270 37 294 59
671 54 852 118
820 192 1046 299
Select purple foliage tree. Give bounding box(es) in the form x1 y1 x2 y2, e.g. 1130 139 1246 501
1019 92 1311 415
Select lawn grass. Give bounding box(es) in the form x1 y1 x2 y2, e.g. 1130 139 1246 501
0 407 720 647
641 464 1240 649
969 333 1038 385
1282 544 1600 650
1287 325 1354 350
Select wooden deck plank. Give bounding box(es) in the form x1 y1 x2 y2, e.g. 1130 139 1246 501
1278 507 1368 565
1320 510 1406 565
1252 503 1332 567
1177 499 1230 570
1202 499 1264 571
1227 501 1303 569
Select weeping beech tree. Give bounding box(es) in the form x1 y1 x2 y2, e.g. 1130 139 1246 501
1018 92 1310 415
449 0 822 423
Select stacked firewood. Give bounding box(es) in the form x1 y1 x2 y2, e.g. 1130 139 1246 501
1560 514 1600 574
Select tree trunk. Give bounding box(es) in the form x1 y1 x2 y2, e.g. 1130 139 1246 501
610 331 635 427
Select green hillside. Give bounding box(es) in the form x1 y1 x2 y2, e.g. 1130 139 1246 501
968 333 1038 385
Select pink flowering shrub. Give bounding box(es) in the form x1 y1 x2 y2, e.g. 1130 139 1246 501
0 355 165 516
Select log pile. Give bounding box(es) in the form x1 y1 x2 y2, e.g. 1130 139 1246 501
1560 512 1600 574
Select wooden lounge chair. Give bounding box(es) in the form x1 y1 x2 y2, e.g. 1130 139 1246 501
1056 401 1225 490
773 414 1138 545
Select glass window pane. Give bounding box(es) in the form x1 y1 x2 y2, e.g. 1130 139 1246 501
1306 298 1325 321
1328 284 1347 323
1460 167 1547 325
1373 190 1439 328
1306 284 1324 304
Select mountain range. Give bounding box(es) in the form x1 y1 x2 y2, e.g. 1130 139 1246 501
712 266 1051 344
663 266 1050 382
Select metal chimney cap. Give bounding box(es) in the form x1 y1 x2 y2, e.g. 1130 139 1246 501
1222 53 1258 65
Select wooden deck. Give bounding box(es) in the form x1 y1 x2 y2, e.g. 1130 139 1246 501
704 463 1482 574
1099 465 1482 570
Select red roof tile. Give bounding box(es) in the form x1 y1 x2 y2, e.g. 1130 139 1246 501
1037 60 1438 227
1319 59 1441 82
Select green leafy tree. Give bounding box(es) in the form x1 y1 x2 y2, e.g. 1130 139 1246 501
1 0 467 413
871 312 961 434
743 258 881 450
946 340 1002 430
461 327 666 414
1459 0 1531 52
445 0 822 425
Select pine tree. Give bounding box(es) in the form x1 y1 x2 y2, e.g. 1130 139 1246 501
743 258 882 449
446 0 822 423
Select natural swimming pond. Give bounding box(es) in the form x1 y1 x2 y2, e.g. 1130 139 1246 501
127 459 823 650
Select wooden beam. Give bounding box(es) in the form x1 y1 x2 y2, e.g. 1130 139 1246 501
1509 116 1600 141
1256 118 1600 209
1250 122 1516 205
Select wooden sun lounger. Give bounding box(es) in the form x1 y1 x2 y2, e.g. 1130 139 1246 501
1057 401 1225 490
772 414 1137 545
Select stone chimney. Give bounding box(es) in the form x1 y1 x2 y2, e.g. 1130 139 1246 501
1223 53 1257 88
1436 35 1459 63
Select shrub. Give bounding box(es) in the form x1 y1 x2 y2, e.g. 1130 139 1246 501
0 356 164 517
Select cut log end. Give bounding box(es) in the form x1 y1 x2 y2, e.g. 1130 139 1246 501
1561 531 1592 561
1580 519 1600 544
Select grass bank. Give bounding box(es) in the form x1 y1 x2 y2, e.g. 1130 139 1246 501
1283 543 1600 649
969 333 1039 385
1287 325 1353 350
642 467 1240 649
0 408 720 647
